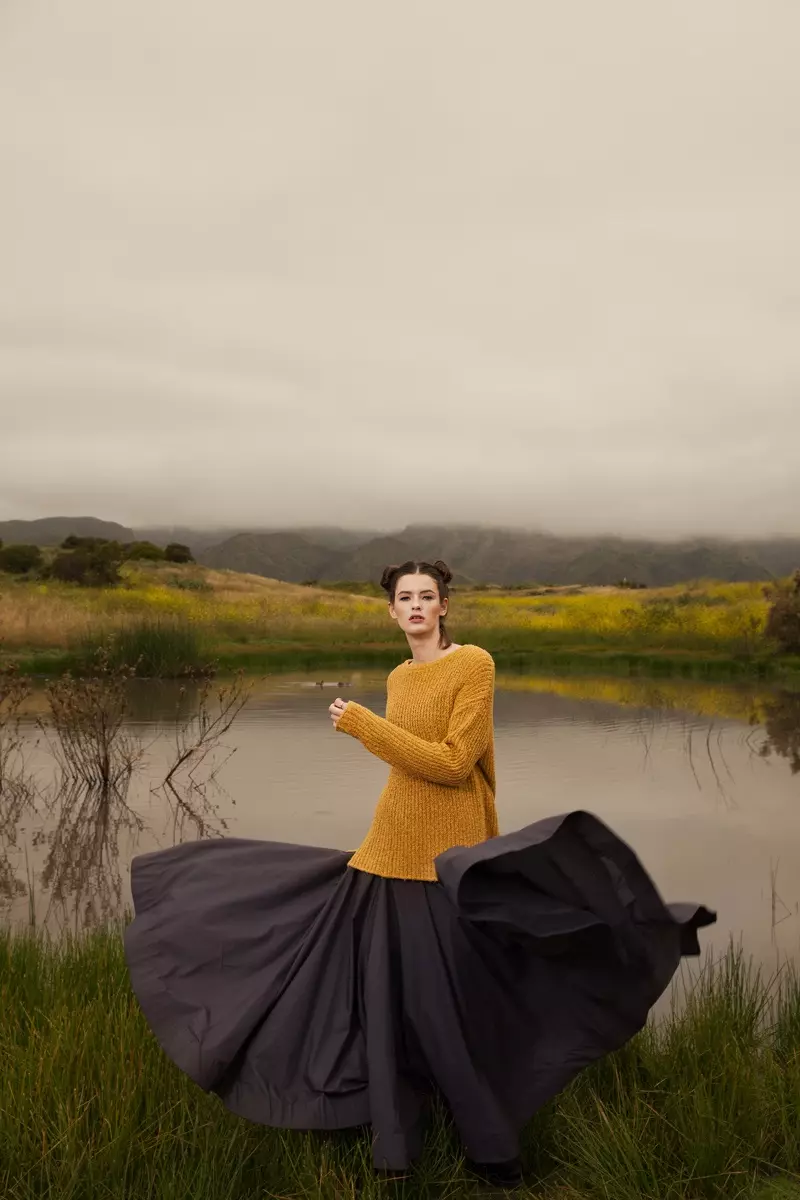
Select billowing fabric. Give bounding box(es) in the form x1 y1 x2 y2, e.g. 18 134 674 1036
124 810 715 1170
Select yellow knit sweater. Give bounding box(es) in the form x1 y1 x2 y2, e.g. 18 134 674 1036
335 643 499 880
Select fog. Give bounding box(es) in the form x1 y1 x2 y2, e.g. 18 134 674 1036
1 1 798 537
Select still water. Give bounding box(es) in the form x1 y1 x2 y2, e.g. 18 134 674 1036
2 670 799 964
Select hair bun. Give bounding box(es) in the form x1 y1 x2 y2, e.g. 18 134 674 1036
433 559 453 585
379 565 398 593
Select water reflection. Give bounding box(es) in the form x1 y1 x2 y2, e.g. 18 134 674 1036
0 669 250 933
760 691 800 774
1 671 798 942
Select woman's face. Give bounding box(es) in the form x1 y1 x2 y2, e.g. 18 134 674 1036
389 573 447 635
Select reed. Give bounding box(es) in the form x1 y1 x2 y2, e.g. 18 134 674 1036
1 929 799 1199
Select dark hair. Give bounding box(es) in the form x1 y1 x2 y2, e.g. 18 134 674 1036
379 559 454 649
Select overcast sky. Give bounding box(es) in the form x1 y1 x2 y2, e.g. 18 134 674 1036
1 1 798 539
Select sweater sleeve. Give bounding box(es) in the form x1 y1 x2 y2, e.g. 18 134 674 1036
335 655 494 786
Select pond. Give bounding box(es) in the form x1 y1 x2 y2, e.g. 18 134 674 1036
2 669 799 965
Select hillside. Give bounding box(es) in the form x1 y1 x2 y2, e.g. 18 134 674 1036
0 516 135 546
200 523 800 587
198 531 340 581
133 524 389 553
3 515 798 587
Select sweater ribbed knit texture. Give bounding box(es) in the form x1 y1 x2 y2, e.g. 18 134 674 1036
335 643 498 880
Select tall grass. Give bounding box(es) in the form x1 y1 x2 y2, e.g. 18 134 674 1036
2 564 796 679
77 619 212 678
1 928 800 1199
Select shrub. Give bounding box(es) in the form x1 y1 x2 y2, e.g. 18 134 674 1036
47 544 123 587
122 541 165 562
60 535 110 551
765 571 800 655
164 542 194 564
0 543 43 574
170 577 211 592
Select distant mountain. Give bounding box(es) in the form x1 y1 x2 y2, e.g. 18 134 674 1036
0 516 135 546
5 516 798 586
134 525 390 554
200 522 800 587
133 526 240 554
199 531 340 581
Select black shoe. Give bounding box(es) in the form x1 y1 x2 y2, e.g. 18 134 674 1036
464 1156 524 1188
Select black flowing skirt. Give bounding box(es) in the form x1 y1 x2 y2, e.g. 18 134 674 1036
124 810 715 1170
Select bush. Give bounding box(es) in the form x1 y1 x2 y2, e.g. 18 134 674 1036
164 542 194 564
60 535 110 551
47 544 123 587
0 543 43 575
765 571 800 655
122 541 165 562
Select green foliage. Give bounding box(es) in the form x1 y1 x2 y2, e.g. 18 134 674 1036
47 543 123 587
164 542 194 563
312 579 384 597
78 620 211 677
765 572 800 655
60 535 113 551
0 544 43 575
1 935 799 1198
122 540 165 562
169 576 211 592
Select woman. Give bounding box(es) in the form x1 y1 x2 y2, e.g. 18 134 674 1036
124 558 714 1189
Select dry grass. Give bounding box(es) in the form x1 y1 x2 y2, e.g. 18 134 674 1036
0 563 386 651
0 563 777 663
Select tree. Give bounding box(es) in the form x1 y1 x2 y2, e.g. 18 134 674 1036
61 535 109 550
48 543 123 587
164 543 194 564
765 570 800 655
123 541 165 562
0 544 43 575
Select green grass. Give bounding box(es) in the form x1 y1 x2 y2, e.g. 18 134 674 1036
2 928 800 1199
76 618 214 677
2 564 799 681
11 640 800 684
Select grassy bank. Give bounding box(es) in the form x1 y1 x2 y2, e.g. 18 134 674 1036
2 926 800 1199
1 563 798 681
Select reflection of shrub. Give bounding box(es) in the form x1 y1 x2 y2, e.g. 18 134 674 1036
164 543 194 563
123 541 165 561
0 544 43 575
48 545 123 587
759 689 800 773
764 571 800 655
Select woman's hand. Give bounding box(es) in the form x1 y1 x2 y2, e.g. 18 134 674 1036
329 697 350 727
